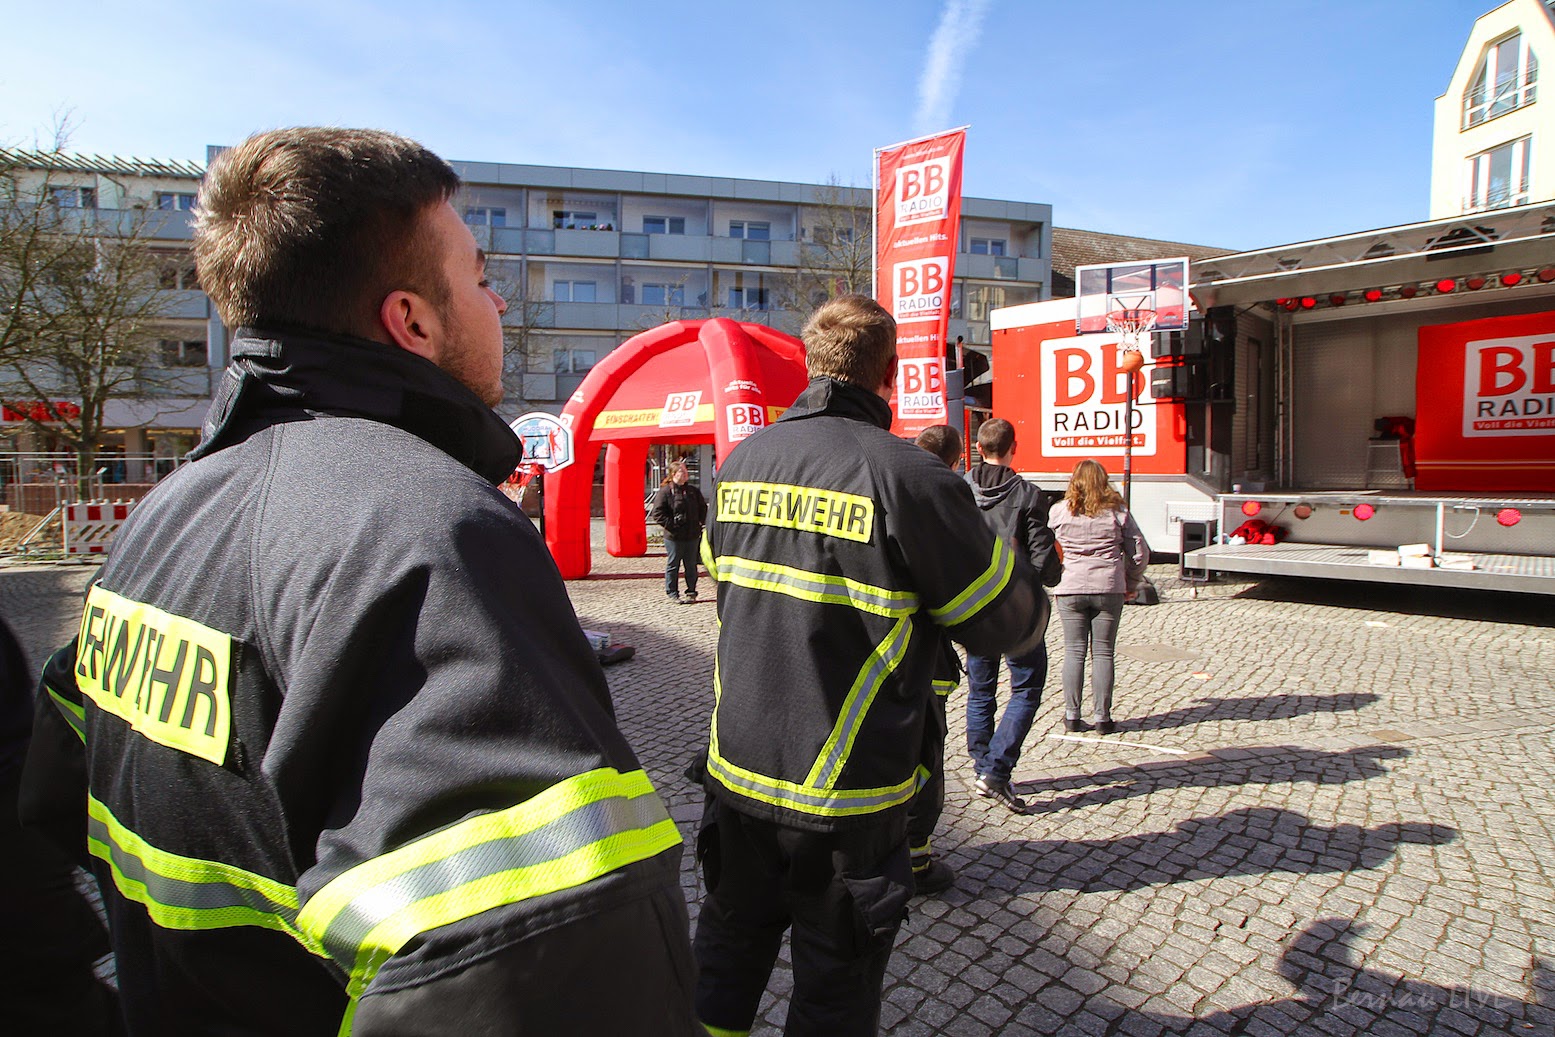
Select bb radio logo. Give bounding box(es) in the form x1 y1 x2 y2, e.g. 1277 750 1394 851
897 358 946 420
726 403 766 441
892 258 949 323
895 158 951 225
1462 335 1555 437
660 390 702 428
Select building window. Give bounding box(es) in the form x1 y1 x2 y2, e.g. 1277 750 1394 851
970 238 1006 256
727 287 769 310
1464 33 1538 128
159 340 207 367
553 348 597 373
643 215 686 235
729 220 770 240
553 280 598 303
154 252 200 290
964 284 1008 322
1466 137 1531 211
464 206 507 227
49 186 96 208
554 210 608 230
155 192 197 211
642 283 685 306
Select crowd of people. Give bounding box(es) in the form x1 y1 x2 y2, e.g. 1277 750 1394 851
8 127 1153 1037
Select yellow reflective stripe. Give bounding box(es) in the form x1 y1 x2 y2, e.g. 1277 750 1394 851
45 683 86 742
701 531 718 581
932 678 957 697
298 767 680 1001
713 555 918 618
84 793 324 956
706 750 925 818
703 1025 750 1037
805 618 912 789
929 538 1014 627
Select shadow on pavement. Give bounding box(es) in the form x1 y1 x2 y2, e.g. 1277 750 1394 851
1013 743 1409 815
1119 692 1381 733
1234 576 1555 627
971 807 1455 895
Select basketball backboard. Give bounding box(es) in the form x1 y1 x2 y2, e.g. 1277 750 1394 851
1075 257 1189 335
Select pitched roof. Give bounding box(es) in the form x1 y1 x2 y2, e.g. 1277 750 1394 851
1050 227 1232 297
0 147 205 180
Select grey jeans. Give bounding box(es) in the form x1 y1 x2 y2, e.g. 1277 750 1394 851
1056 593 1125 723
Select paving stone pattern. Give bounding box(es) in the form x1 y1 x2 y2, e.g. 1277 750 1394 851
4 553 1553 1035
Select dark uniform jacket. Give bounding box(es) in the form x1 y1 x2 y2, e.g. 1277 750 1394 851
20 329 696 1036
701 377 1041 833
650 481 708 541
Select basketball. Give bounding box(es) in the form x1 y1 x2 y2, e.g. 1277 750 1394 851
1119 349 1145 373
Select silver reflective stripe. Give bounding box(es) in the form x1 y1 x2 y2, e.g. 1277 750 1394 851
932 538 1014 627
715 555 918 618
705 753 917 814
808 618 912 789
314 790 672 965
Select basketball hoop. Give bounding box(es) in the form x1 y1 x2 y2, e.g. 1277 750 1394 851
1105 307 1157 355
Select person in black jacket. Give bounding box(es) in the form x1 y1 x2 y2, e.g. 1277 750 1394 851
963 417 1062 813
19 127 698 1036
695 297 1042 1036
650 458 708 604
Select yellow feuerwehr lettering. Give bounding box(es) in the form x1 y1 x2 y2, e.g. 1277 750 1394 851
75 586 233 765
716 481 874 544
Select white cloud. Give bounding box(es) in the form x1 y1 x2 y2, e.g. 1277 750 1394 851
915 0 992 136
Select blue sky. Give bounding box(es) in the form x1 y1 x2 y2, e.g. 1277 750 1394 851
1 0 1497 251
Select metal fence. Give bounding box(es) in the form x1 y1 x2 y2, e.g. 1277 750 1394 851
1 452 185 515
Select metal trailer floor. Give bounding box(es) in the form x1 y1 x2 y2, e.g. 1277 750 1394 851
1184 542 1555 595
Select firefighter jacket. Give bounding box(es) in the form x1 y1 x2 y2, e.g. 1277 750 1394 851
700 377 1042 832
19 329 696 1036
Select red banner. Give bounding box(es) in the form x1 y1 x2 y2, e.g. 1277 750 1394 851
2 400 81 422
874 128 965 436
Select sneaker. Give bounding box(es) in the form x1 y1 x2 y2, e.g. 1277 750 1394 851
682 590 698 604
667 594 682 605
1064 718 1092 734
1096 721 1116 735
912 859 956 896
974 775 1028 814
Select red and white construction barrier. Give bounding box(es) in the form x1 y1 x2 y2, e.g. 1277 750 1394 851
63 500 135 556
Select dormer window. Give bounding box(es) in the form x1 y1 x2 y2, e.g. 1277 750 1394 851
1463 32 1538 128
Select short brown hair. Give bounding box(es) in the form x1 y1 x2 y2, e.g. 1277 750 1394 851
977 417 1016 457
915 424 962 467
802 295 897 390
193 127 461 338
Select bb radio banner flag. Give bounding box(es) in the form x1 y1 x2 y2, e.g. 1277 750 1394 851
874 127 966 436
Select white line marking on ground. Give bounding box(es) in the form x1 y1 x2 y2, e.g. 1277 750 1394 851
1047 734 1191 755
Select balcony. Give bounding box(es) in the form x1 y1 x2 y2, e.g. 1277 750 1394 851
159 289 210 320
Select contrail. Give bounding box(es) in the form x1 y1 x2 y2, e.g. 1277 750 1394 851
914 0 992 135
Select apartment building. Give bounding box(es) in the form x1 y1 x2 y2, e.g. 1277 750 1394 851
1430 0 1555 217
1 148 1053 462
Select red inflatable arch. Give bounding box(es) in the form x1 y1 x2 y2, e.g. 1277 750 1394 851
545 317 808 579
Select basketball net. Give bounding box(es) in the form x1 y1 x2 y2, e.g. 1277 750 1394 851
1105 307 1157 356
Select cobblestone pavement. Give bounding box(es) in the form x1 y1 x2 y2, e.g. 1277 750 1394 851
5 550 1553 1036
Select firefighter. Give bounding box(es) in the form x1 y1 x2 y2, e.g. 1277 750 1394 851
693 295 1043 1036
19 128 699 1035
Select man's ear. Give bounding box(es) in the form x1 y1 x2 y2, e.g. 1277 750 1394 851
876 357 898 400
379 289 442 361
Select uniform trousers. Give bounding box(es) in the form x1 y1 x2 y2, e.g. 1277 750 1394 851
693 795 912 1037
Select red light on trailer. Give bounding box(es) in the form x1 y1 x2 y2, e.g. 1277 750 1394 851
1353 503 1375 521
1363 288 1384 302
1400 284 1418 299
1281 298 1299 311
1436 279 1457 293
1497 508 1522 527
1466 276 1487 290
1300 297 1317 309
1293 504 1313 519
1502 271 1523 287
1539 267 1555 283
1329 294 1346 306
1274 298 1289 306
1241 501 1262 517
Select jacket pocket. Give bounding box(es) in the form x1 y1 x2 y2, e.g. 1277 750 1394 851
839 848 913 953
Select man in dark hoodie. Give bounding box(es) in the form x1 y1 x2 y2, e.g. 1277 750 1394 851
964 418 1062 813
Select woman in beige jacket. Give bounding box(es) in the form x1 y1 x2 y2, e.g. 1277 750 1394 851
1047 460 1150 735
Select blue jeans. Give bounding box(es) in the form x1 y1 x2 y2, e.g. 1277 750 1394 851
665 537 698 598
1056 593 1125 723
965 641 1048 783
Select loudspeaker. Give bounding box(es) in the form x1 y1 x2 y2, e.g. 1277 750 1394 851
1150 363 1201 400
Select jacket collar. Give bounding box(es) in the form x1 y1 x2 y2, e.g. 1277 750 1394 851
190 327 521 485
777 377 893 431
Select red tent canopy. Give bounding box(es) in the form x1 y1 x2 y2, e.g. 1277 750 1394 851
545 317 808 578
